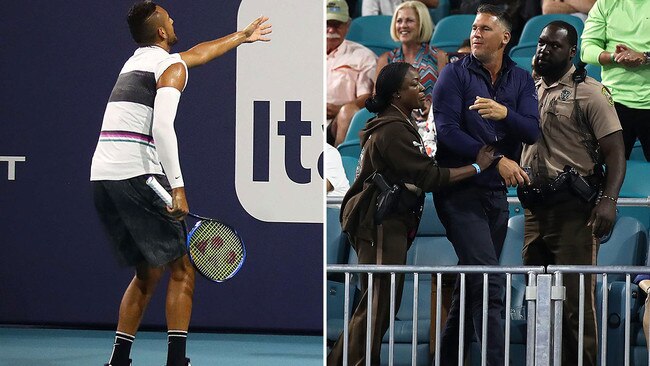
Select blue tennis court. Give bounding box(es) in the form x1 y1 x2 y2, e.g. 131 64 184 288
0 327 323 366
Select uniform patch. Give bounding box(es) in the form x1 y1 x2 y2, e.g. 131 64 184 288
559 89 571 101
601 86 614 106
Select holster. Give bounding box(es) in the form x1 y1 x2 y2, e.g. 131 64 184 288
370 172 421 224
517 165 600 209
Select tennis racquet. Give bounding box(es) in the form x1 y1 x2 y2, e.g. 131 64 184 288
146 176 245 282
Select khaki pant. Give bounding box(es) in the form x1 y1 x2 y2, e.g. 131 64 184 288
523 197 599 366
328 219 409 366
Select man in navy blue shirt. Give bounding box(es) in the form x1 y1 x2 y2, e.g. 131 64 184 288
431 4 540 365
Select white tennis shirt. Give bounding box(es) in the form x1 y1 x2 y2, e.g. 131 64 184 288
90 46 188 182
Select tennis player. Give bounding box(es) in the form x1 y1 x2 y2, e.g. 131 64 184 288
89 2 271 366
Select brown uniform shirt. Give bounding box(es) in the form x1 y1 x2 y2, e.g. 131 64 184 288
521 65 621 181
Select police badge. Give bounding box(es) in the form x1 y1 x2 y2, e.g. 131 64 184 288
559 89 572 101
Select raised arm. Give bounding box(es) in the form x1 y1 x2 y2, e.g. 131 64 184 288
180 16 271 68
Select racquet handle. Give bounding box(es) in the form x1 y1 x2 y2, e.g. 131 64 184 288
146 176 173 207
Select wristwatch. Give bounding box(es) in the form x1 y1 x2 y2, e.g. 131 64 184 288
644 52 650 65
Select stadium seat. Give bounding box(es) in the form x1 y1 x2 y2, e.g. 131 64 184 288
618 160 650 228
344 107 375 143
430 14 475 53
429 0 450 24
511 57 533 73
338 139 362 159
341 155 359 184
619 160 650 199
327 237 361 346
346 15 400 56
327 206 349 265
597 216 648 366
326 205 357 344
585 63 601 82
327 279 357 342
509 14 585 66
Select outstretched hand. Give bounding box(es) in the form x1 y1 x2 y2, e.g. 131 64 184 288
243 16 272 43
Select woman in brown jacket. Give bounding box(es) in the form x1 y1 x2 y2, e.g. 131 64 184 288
328 62 496 366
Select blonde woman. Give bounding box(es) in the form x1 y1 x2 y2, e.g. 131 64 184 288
375 1 446 157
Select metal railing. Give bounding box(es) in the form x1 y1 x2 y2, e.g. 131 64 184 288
327 264 650 366
545 265 650 366
326 195 650 365
328 264 545 366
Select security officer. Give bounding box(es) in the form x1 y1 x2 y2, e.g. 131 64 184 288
521 21 625 366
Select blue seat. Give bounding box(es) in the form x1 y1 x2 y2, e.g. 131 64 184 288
585 63 601 82
620 160 650 198
509 14 585 65
338 139 362 159
341 155 359 184
597 217 648 366
346 15 400 56
326 206 356 344
511 56 534 73
344 107 375 143
327 279 357 341
430 14 475 53
327 206 348 265
429 0 450 24
619 160 650 228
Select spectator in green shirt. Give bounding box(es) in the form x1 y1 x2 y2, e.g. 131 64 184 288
581 0 650 160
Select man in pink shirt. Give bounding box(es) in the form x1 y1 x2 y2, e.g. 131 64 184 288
326 0 377 147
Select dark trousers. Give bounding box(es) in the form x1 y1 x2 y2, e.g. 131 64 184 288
328 219 409 366
615 102 650 161
434 185 508 366
523 197 599 366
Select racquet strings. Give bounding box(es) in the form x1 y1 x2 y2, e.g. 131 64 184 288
187 220 244 281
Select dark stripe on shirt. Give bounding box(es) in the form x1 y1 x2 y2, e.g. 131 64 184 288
100 130 154 143
108 70 156 108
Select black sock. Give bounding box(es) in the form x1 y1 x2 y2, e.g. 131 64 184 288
166 330 188 366
109 331 134 366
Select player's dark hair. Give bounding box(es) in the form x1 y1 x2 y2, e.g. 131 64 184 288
546 20 578 48
476 3 512 32
127 1 159 45
366 62 412 113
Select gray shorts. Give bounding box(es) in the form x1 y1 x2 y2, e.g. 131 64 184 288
92 175 187 267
